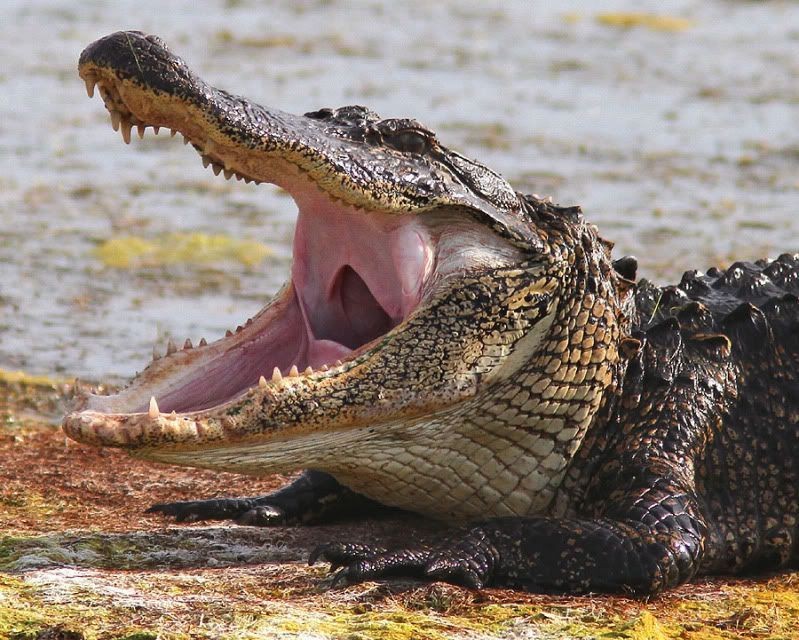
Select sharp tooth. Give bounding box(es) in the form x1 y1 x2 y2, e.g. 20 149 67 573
202 156 211 168
183 338 193 350
321 364 329 371
212 163 223 176
148 396 160 419
153 126 160 135
84 77 96 97
166 339 177 355
183 134 190 145
137 124 146 139
235 325 243 333
304 366 313 375
288 365 299 377
223 168 233 180
225 329 233 337
245 318 253 326
120 119 132 144
110 110 121 131
272 367 282 381
152 345 161 361
259 375 267 388
335 360 343 367
170 410 177 418
170 128 177 137
199 337 208 347
244 177 253 184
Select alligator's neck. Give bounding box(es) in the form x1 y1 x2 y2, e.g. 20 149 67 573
323 207 637 520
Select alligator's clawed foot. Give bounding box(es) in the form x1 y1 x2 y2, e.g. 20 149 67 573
146 498 281 524
145 473 385 527
234 505 287 526
309 532 498 590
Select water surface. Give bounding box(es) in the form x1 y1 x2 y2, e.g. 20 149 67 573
1 0 797 381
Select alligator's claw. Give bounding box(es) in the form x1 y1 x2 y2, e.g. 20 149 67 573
234 504 287 526
146 497 264 523
309 542 388 570
309 532 497 590
145 472 384 526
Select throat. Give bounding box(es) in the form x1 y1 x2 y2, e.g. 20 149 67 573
314 265 395 349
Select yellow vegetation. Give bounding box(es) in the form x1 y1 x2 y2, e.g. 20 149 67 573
93 233 272 268
596 13 694 32
0 369 60 387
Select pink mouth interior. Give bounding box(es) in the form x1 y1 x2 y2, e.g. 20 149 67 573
154 188 433 413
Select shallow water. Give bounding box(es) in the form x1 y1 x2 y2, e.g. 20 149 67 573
1 0 797 381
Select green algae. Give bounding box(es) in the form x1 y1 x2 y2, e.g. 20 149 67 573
0 491 66 531
0 371 62 388
0 575 85 640
2 559 798 639
1 383 797 639
93 233 272 269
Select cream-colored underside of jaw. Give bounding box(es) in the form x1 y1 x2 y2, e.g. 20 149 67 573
140 404 567 521
140 312 576 522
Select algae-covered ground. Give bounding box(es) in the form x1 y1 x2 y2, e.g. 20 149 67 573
1 374 797 640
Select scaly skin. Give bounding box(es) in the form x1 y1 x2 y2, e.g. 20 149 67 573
63 32 798 595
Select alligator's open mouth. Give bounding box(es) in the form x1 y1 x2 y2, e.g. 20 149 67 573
75 83 434 419
122 190 432 417
63 32 532 453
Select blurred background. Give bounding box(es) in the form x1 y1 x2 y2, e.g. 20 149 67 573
1 0 797 382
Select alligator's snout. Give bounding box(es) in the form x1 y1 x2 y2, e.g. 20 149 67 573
79 31 201 114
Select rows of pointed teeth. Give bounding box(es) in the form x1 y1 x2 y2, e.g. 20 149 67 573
152 337 207 361
144 359 344 418
104 105 182 145
199 153 262 184
84 74 262 184
107 109 261 184
151 319 260 362
83 74 99 99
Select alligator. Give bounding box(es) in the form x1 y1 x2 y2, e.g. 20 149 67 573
63 31 798 596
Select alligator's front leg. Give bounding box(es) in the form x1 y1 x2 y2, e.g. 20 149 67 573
311 469 707 595
148 470 386 526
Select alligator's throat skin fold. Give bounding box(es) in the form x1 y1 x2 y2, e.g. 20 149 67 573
64 31 798 595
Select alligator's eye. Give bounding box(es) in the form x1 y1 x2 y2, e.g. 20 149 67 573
385 130 429 155
305 108 334 120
